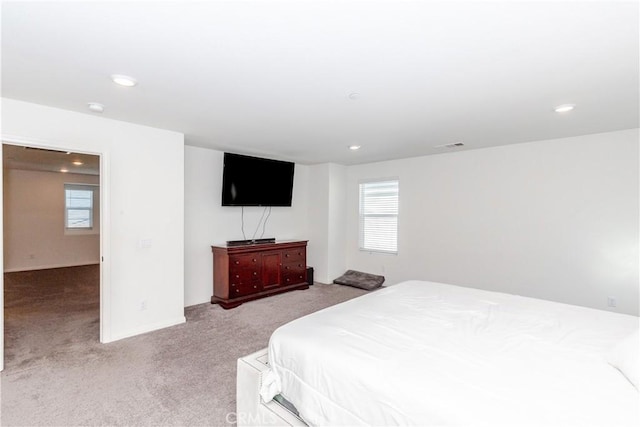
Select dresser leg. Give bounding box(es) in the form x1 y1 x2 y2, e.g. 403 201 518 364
211 297 243 309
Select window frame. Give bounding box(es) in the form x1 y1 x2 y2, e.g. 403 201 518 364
358 178 399 254
64 183 98 232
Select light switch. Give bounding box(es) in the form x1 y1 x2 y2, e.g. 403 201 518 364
139 238 153 248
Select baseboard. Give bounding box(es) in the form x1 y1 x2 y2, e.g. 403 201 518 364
105 316 187 343
4 261 100 273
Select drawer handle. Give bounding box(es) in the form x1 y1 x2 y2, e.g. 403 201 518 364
231 283 236 287
299 275 303 279
234 261 240 265
235 289 239 293
285 254 290 257
253 272 257 276
285 266 289 270
252 258 257 262
286 278 290 282
253 285 257 289
235 274 240 278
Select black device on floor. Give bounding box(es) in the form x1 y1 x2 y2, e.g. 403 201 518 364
306 266 314 285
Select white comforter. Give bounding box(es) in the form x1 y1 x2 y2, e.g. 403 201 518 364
261 280 639 426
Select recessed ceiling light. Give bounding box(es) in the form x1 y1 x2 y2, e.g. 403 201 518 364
111 74 138 87
554 103 576 113
349 145 361 151
87 102 104 113
72 161 84 166
60 168 69 173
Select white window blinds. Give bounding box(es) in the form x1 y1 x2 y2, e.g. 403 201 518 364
65 184 94 229
359 179 399 253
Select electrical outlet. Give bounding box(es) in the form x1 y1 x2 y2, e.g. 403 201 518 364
607 296 617 308
140 300 148 311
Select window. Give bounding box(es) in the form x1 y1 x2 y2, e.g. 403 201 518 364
65 184 95 229
359 179 399 254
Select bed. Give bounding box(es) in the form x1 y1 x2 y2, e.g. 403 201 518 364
237 280 639 426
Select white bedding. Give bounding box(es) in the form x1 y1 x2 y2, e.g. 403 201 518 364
261 280 639 426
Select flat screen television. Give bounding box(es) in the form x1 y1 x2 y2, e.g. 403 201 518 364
221 152 295 206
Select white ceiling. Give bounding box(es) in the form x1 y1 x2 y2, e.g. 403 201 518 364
3 144 100 176
2 1 638 166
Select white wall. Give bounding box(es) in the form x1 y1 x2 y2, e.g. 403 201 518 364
327 164 347 282
307 164 331 283
3 168 100 272
306 163 348 284
346 129 639 315
1 98 185 342
184 146 310 306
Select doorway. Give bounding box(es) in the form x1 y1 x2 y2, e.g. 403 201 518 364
2 142 102 372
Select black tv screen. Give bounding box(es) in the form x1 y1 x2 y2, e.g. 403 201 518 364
221 152 295 206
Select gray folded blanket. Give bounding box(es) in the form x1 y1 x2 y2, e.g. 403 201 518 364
333 270 385 290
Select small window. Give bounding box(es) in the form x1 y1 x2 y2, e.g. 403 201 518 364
65 184 95 229
359 179 399 254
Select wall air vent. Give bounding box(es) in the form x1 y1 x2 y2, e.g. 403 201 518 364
434 142 465 149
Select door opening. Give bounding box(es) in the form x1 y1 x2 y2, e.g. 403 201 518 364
1 142 103 372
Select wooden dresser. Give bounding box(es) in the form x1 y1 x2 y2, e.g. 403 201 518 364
211 240 309 309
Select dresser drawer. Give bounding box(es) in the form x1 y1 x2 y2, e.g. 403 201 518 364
230 282 261 298
282 270 306 286
230 254 260 269
229 267 260 285
229 254 261 285
282 248 305 263
282 261 305 274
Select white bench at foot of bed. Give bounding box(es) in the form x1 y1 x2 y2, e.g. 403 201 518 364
236 348 307 427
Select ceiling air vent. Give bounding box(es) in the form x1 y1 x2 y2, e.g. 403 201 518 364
24 146 70 154
434 142 465 149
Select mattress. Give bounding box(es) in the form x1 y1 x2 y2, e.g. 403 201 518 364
260 280 639 426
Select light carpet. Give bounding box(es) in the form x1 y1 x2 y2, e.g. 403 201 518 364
1 266 366 426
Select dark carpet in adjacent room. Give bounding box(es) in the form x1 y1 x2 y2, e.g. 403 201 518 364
1 265 366 426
